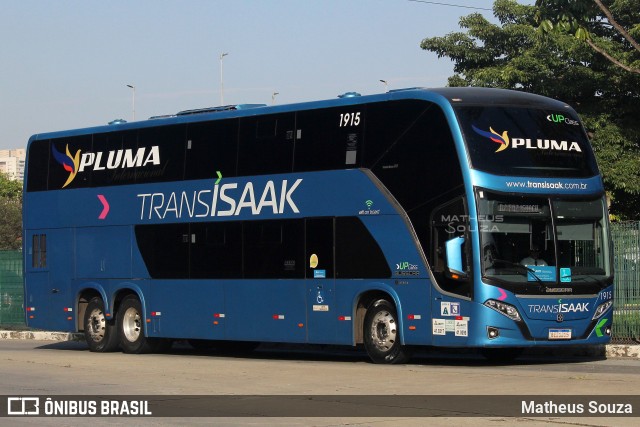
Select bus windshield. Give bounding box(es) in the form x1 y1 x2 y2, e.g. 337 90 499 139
477 190 611 292
456 106 599 178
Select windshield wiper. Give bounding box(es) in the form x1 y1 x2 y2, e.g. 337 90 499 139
490 259 548 291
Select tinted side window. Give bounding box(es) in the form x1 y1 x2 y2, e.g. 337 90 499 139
294 107 363 172
238 114 295 176
89 130 139 187
336 217 390 278
31 234 47 268
365 100 463 259
243 219 304 278
185 119 239 181
135 223 189 279
190 221 242 278
91 132 124 187
430 197 471 298
365 101 457 213
26 139 50 192
306 218 334 279
136 125 186 183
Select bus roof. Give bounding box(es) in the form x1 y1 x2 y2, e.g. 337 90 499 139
28 87 572 143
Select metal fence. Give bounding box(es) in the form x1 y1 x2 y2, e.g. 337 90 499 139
611 221 640 343
0 251 24 325
1 223 639 341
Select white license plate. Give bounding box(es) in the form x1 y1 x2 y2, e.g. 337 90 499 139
549 328 572 340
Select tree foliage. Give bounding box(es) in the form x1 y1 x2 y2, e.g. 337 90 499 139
0 173 22 200
420 0 640 219
0 173 22 250
535 0 640 74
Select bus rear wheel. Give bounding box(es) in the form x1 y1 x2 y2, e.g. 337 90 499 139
117 295 170 354
84 297 119 352
363 299 411 364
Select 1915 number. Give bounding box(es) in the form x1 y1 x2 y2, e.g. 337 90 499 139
339 112 361 127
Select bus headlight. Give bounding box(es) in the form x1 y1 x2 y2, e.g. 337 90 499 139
484 299 522 322
592 300 613 320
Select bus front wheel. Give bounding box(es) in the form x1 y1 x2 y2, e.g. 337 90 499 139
84 297 119 352
117 295 170 354
363 299 411 364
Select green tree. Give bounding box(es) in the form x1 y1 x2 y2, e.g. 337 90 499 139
0 173 22 250
420 0 640 219
535 0 640 74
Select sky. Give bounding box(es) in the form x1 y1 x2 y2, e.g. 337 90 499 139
0 1 508 150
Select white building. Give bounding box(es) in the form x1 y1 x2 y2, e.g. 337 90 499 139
0 149 26 182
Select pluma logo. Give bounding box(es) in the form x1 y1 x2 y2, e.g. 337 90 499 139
472 125 509 153
52 144 81 188
472 125 582 153
51 144 162 188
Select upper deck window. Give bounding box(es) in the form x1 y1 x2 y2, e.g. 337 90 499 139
456 107 599 178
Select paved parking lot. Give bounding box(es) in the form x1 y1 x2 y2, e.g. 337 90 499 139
1 339 640 426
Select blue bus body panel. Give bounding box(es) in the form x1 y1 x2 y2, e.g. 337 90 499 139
23 88 612 349
25 170 399 228
469 170 605 196
23 167 432 343
76 226 133 278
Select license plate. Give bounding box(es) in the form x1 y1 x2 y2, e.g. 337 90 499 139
549 328 572 340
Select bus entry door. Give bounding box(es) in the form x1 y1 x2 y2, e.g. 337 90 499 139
305 218 337 343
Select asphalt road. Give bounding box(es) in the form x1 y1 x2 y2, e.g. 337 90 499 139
1 340 639 426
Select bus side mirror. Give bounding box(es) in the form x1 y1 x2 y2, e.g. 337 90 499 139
445 236 468 280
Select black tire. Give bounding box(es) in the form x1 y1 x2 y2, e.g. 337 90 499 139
363 299 411 364
84 297 119 352
481 347 524 363
117 295 169 354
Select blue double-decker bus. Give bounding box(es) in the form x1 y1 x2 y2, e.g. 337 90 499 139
23 88 613 363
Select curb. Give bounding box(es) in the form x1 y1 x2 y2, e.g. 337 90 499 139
0 331 84 342
1 331 638 359
606 344 640 359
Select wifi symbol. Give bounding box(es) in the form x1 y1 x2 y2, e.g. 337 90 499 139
365 200 373 208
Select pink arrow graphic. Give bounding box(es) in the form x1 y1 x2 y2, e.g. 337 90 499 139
498 288 507 301
97 195 110 219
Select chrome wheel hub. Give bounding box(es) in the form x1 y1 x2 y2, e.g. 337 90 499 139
87 308 106 343
122 307 142 342
369 310 397 351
